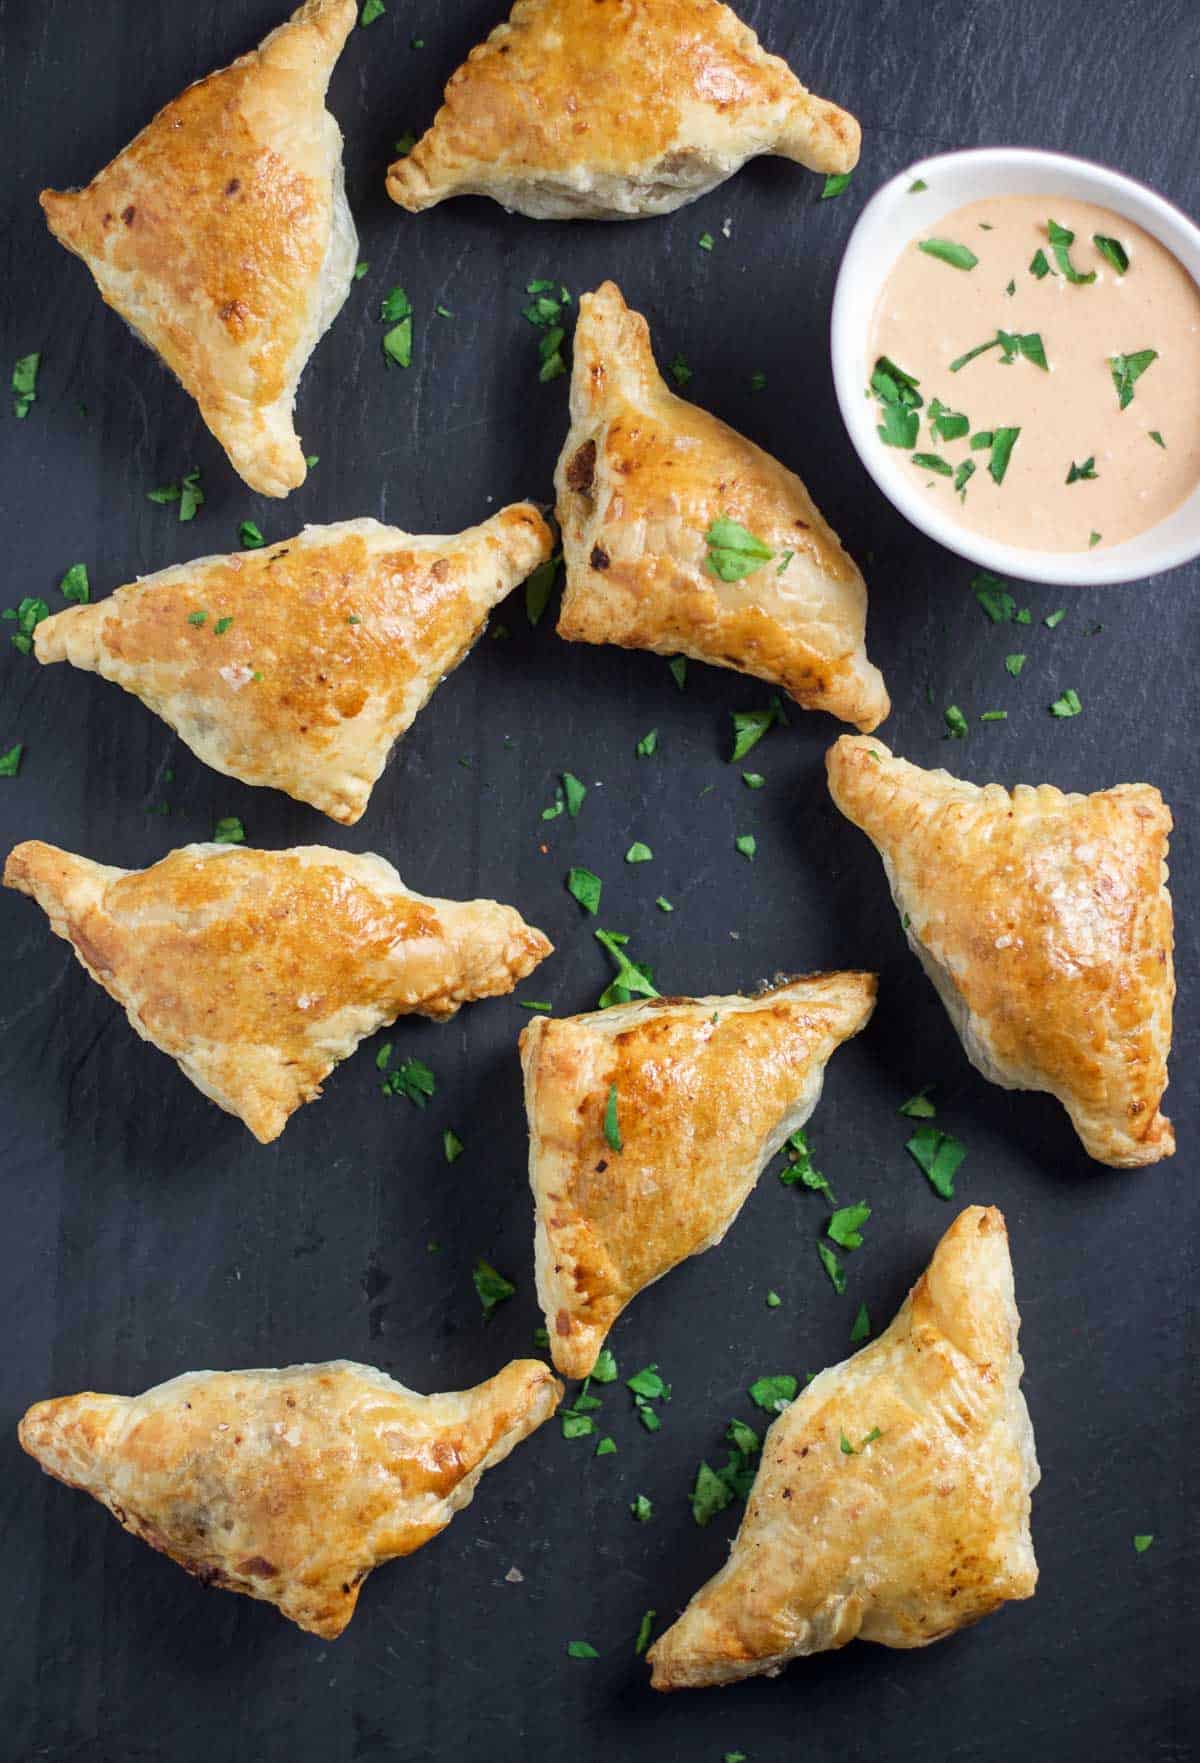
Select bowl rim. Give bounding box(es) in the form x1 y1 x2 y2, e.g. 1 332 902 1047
830 145 1200 587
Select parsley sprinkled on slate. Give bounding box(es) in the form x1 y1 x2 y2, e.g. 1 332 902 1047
725 1753 748 1763
735 834 756 861
821 171 853 200
381 288 413 368
827 1203 870 1250
59 564 89 604
1050 688 1082 718
1149 430 1166 448
625 842 652 864
562 772 586 817
1005 653 1027 676
899 1086 936 1118
634 1610 655 1655
443 1129 464 1164
1109 349 1158 409
627 1365 670 1401
375 1042 393 1072
656 896 673 912
567 867 602 915
520 1000 552 1012
1133 1534 1154 1554
5 596 49 654
1066 458 1098 483
705 517 774 581
1047 218 1096 284
212 816 245 844
944 705 969 739
631 1494 652 1522
595 929 660 1007
635 728 658 757
850 1301 871 1344
918 238 978 271
750 370 768 392
524 551 561 626
594 1436 616 1456
908 178 928 193
668 655 687 690
561 1412 594 1440
668 353 693 387
1044 608 1067 628
360 0 385 21
818 1241 847 1293
1093 234 1129 274
354 261 370 280
591 1348 618 1383
566 1641 598 1659
973 566 1016 622
0 743 23 777
380 1055 436 1106
742 772 765 789
473 1259 515 1320
604 1082 623 1153
239 521 266 548
906 1124 966 1198
698 232 714 252
12 352 39 418
989 427 1021 484
1029 248 1052 279
748 1375 797 1413
729 696 786 761
911 452 953 476
691 1461 735 1526
980 710 1007 722
779 1128 835 1202
766 1289 781 1308
148 467 204 521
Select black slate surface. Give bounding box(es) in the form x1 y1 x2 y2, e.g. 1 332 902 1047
2 1 1197 1758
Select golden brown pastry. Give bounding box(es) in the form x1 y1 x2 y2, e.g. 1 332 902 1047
520 974 876 1379
648 1205 1039 1690
34 506 552 826
554 283 889 731
826 737 1175 1168
20 1357 561 1638
4 841 552 1144
40 0 358 497
387 0 859 220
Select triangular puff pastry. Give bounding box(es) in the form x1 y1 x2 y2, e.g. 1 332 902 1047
20 1358 561 1638
4 841 552 1143
34 506 552 826
520 974 876 1379
648 1205 1039 1690
386 0 860 220
826 737 1175 1167
40 0 358 497
554 283 889 731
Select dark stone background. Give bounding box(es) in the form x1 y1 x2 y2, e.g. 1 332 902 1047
0 1 1195 1758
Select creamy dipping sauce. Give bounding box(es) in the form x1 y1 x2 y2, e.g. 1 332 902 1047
869 193 1200 551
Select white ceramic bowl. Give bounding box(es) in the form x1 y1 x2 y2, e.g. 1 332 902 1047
831 147 1200 586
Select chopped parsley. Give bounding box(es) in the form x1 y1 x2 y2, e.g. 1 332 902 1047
1109 349 1158 410
595 1436 616 1456
899 1086 936 1118
1044 608 1067 628
595 928 659 1007
821 171 853 200
1090 531 1102 547
360 0 385 21
0 743 23 777
1047 218 1096 285
520 1000 552 1012
630 1494 652 1522
656 896 673 912
729 696 787 761
818 1241 847 1293
850 1302 871 1344
627 1365 669 1401
381 286 413 368
748 1375 796 1413
668 655 687 691
5 596 49 654
590 1348 618 1383
634 1610 655 1655
635 728 658 757
927 397 970 442
911 452 953 476
625 842 652 864
944 705 969 739
909 178 928 193
950 329 1046 373
750 369 768 392
668 353 693 387
1005 653 1027 676
1133 1534 1154 1554
563 772 586 816
1066 458 1097 483
705 517 773 581
906 1123 966 1199
561 1412 594 1440
354 261 370 279
735 834 756 861
988 426 1021 484
870 355 923 448
954 458 976 499
524 551 561 626
566 1641 598 1660
393 132 416 158
239 520 266 548
473 1258 515 1320
827 1202 870 1250
918 238 979 271
1029 248 1052 279
779 1129 835 1202
1050 688 1082 718
840 1426 883 1454
443 1129 464 1164
1093 233 1129 274
567 866 602 915
698 232 714 252
212 816 245 844
766 1289 781 1308
12 352 39 419
380 1055 436 1106
742 772 765 789
148 467 204 521
1149 430 1166 449
603 1082 623 1152
691 1461 735 1526
56 563 89 605
213 615 234 636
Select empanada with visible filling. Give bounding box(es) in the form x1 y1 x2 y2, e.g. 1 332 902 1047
648 1205 1039 1690
520 974 877 1379
387 0 859 220
34 506 552 826
4 840 552 1144
554 283 889 731
40 0 358 497
19 1357 561 1639
826 737 1175 1167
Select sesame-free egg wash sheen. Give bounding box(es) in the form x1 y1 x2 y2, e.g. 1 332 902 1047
869 193 1200 552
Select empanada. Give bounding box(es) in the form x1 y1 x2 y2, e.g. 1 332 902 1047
386 0 860 220
4 840 552 1144
520 973 877 1379
33 506 552 826
554 283 889 731
40 0 358 497
20 1357 561 1638
648 1205 1039 1690
826 737 1175 1167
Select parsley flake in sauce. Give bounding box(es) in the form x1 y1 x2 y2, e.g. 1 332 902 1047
1093 234 1129 274
1109 349 1158 410
1047 218 1096 284
1066 458 1098 483
918 238 979 271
